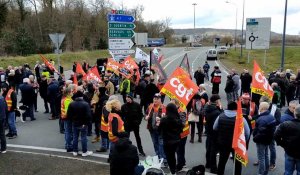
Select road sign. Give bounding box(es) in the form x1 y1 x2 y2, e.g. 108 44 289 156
107 14 135 23
109 39 134 50
245 18 271 50
49 33 65 48
108 22 136 29
109 29 135 38
110 50 135 55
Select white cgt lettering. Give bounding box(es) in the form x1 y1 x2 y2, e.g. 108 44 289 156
124 60 134 70
255 72 272 91
170 78 193 101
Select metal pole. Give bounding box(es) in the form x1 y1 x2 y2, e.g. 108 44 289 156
235 7 238 51
240 0 245 60
56 33 60 73
281 0 288 71
192 3 197 29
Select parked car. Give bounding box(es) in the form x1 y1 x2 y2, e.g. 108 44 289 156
191 42 202 47
206 49 218 60
218 46 228 54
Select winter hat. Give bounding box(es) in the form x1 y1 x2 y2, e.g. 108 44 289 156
126 94 134 100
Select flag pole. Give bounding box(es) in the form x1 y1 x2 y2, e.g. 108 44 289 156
149 50 152 72
233 155 236 175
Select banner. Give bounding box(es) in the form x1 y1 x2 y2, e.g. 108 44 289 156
232 99 248 166
119 56 139 79
251 60 274 99
151 50 168 84
107 58 120 75
73 73 78 85
83 66 102 84
135 47 150 63
160 67 199 110
76 63 86 76
179 53 192 79
39 54 58 73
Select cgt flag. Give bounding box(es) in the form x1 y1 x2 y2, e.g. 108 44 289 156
232 99 248 166
251 60 274 100
179 53 192 79
83 66 102 84
39 54 58 73
119 56 140 80
107 58 120 75
76 63 86 76
160 67 199 111
150 50 168 83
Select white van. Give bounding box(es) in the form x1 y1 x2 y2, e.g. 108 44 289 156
206 49 218 60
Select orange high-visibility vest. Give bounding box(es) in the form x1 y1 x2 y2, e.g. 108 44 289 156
180 111 190 139
108 113 125 142
5 89 14 111
101 113 108 132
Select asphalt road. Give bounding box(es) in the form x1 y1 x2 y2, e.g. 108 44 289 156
4 47 285 175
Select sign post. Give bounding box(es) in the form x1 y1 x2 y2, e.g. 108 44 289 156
49 33 65 72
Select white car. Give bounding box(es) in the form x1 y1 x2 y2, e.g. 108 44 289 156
206 49 218 60
218 46 228 54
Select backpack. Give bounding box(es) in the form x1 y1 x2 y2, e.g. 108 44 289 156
192 99 202 116
186 165 205 175
145 167 164 175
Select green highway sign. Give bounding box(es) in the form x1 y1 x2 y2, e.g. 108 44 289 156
109 29 135 38
109 22 136 29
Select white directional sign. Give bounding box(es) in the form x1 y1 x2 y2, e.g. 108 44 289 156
246 18 271 50
109 39 134 50
49 33 65 48
110 49 135 55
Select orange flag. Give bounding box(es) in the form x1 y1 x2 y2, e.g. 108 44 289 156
251 60 274 100
232 99 248 166
39 54 58 73
107 58 120 75
160 67 199 111
83 66 102 84
119 56 139 79
73 73 78 85
76 63 86 76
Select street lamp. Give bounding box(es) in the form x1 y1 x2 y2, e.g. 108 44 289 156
192 3 197 29
225 1 238 51
281 0 288 70
240 0 246 60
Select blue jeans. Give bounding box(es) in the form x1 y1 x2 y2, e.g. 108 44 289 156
7 112 17 135
72 125 88 153
150 130 166 160
23 104 34 120
100 131 109 149
64 120 73 150
0 120 6 151
284 153 300 175
269 139 276 165
176 137 187 168
257 143 269 175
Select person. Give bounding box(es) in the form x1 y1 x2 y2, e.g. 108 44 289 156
286 75 297 105
194 67 205 86
20 78 36 121
211 66 222 94
121 94 146 156
224 75 234 103
137 73 150 113
204 94 222 174
110 133 140 175
29 75 39 112
82 60 89 73
144 76 160 110
240 69 252 95
0 91 7 153
34 61 41 82
231 69 240 101
120 76 131 103
241 93 258 136
67 90 93 157
83 83 94 136
253 102 277 175
47 76 59 120
1 83 17 139
104 75 115 96
213 101 250 175
158 103 183 175
280 100 299 123
203 61 210 80
145 93 167 166
0 67 7 86
274 105 300 175
39 75 49 113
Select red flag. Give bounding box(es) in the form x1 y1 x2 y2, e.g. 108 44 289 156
119 56 139 79
232 99 248 166
39 54 58 73
251 60 274 100
73 73 78 85
83 66 102 84
179 53 192 79
76 63 86 76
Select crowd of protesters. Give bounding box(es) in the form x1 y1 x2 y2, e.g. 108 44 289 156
1 57 300 175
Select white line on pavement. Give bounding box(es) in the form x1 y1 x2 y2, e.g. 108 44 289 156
163 52 187 69
7 150 109 165
7 144 109 159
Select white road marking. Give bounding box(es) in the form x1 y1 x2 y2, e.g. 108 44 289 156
163 52 187 69
215 60 229 75
7 150 109 165
7 144 109 159
191 50 212 88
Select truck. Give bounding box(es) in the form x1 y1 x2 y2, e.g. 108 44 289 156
134 33 148 47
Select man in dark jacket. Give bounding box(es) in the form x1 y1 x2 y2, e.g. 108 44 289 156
2 83 17 138
121 94 145 156
253 102 277 175
280 100 299 123
39 75 49 113
67 95 92 157
137 73 150 113
144 78 159 110
203 94 222 173
194 67 205 86
213 101 250 175
240 69 252 95
0 93 7 153
286 75 297 105
110 133 140 175
20 78 36 121
47 77 59 120
211 66 222 94
274 105 300 175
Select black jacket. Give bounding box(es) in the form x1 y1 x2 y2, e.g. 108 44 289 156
240 73 252 91
20 83 35 105
47 81 59 102
2 90 17 112
110 138 139 175
39 79 48 99
121 101 143 131
67 97 92 127
204 103 222 135
159 113 183 145
253 111 277 145
194 70 205 85
224 76 234 93
144 82 159 104
274 119 300 159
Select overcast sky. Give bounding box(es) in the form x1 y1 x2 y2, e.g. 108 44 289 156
113 0 300 35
